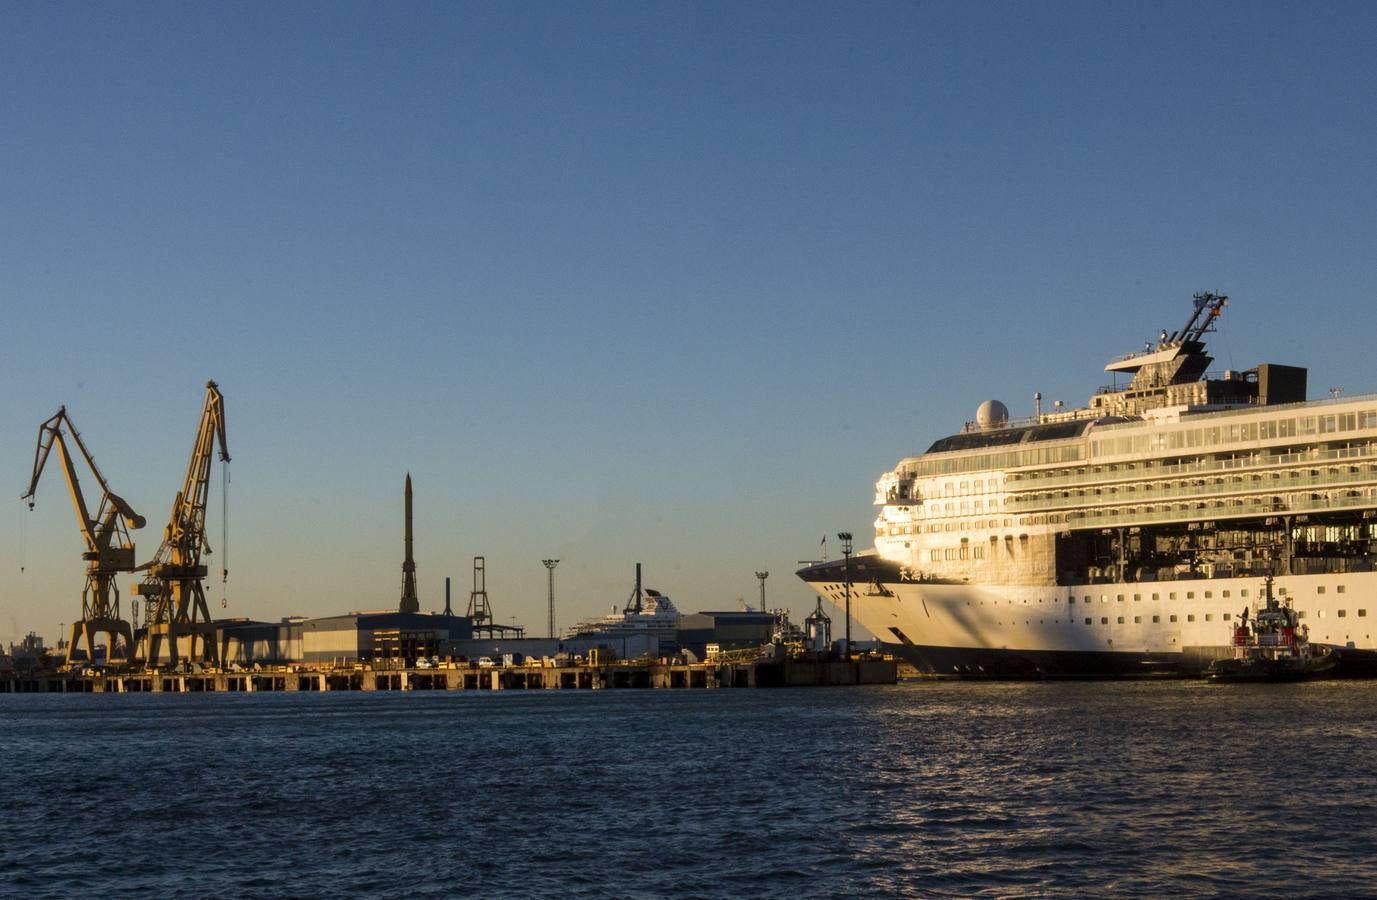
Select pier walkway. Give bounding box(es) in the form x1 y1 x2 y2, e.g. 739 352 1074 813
0 658 896 694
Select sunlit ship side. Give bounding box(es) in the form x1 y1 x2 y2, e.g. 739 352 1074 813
799 294 1377 676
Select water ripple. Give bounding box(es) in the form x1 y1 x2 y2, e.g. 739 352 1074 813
3 683 1377 896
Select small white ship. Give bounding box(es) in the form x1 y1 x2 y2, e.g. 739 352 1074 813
564 565 681 656
799 294 1377 676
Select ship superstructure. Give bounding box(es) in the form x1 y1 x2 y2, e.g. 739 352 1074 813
799 294 1377 676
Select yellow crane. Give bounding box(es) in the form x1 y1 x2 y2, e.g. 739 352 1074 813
22 408 145 666
135 381 230 668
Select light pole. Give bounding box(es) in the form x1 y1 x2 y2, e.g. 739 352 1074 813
755 570 769 613
838 532 853 660
542 559 559 639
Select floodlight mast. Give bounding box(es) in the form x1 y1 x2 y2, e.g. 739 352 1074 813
542 559 559 639
838 532 853 660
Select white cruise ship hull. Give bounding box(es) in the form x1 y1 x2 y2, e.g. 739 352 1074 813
799 558 1377 677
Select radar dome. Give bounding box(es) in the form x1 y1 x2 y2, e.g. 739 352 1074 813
976 399 1009 431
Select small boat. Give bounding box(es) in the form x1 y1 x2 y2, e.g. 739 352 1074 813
1206 576 1336 682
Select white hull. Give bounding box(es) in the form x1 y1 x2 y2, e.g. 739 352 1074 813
808 570 1377 675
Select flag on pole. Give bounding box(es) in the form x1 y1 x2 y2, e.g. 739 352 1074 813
820 534 828 562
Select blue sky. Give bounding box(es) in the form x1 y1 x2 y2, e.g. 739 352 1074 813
2 1 1375 643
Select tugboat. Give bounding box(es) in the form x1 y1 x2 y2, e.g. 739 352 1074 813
1206 576 1336 682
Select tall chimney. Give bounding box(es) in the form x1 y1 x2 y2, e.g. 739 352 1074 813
399 473 420 613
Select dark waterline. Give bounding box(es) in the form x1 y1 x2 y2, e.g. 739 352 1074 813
3 682 1376 898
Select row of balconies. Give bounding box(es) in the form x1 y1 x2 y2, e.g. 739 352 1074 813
1008 463 1377 512
1059 489 1377 530
1005 442 1377 491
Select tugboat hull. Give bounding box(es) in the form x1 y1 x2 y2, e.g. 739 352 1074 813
1206 646 1337 682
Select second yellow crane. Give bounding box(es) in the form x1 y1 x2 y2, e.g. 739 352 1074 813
135 381 230 668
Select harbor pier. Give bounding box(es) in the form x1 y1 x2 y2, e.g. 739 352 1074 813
0 657 897 694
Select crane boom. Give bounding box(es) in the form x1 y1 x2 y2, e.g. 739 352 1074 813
1171 292 1228 345
22 407 143 665
137 381 230 667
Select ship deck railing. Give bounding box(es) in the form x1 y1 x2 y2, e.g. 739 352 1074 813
1008 442 1377 491
1057 489 1377 530
1009 464 1377 513
1097 391 1377 433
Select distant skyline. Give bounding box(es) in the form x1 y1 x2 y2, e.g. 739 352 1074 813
3 1 1376 643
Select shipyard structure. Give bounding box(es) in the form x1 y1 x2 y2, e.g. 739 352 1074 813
10 390 886 693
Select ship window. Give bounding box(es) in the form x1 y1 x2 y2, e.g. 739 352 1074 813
1298 611 1306 619
1318 610 1326 619
1338 585 1346 594
1318 586 1326 594
1170 592 1177 600
1101 595 1108 604
1084 618 1092 625
1187 614 1196 622
1084 596 1091 604
1205 614 1214 622
1116 594 1124 602
1187 592 1195 599
1170 615 1178 623
1133 594 1141 602
1101 617 1109 625
1360 610 1368 617
1152 593 1160 601
1117 616 1125 624
1068 597 1075 605
1241 589 1250 598
1223 590 1231 598
1133 616 1141 624
1338 610 1347 618
1152 615 1160 623
1223 613 1231 621
1204 591 1212 599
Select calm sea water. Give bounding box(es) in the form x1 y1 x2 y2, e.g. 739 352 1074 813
3 681 1376 898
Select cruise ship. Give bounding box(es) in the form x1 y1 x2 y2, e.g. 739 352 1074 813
799 294 1377 676
563 565 681 656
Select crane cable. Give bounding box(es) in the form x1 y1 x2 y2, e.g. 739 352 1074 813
19 500 27 574
221 461 230 608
